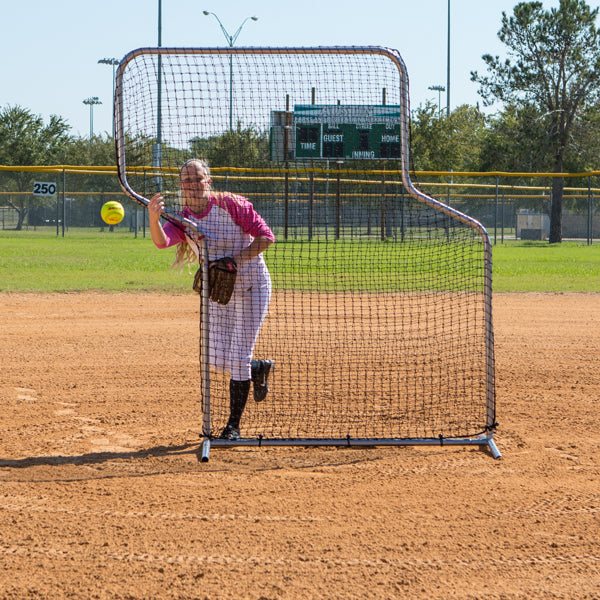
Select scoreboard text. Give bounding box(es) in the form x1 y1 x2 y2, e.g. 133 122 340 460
294 104 401 161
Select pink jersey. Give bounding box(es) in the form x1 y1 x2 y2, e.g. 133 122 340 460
156 193 274 289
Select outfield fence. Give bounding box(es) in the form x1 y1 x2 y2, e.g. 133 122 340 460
0 165 598 243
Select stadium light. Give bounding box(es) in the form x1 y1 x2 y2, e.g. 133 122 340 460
98 58 120 136
82 97 102 139
202 11 259 130
428 85 446 117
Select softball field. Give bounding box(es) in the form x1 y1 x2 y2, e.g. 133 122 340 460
0 292 599 599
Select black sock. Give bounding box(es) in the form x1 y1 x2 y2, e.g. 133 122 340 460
250 360 259 381
228 379 250 429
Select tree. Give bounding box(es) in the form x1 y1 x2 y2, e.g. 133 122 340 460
191 122 270 169
59 133 116 167
189 122 271 198
410 102 487 172
59 134 119 195
471 0 600 242
0 105 71 229
476 104 549 173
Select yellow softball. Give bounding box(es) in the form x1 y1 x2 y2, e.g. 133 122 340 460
101 201 125 225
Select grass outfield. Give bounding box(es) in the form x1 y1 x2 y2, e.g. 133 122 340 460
492 241 600 292
1 228 599 293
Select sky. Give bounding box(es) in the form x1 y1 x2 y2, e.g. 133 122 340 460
1 0 566 139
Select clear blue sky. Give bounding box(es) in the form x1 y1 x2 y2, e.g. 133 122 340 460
1 0 564 139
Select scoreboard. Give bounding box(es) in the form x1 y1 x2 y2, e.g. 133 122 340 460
293 104 401 161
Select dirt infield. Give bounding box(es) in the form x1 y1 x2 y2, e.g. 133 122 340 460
1 292 599 600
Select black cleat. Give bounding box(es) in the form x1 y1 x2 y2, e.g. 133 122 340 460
219 424 241 441
252 359 274 402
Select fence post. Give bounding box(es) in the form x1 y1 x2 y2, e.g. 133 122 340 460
324 161 330 241
494 176 499 245
62 169 66 237
501 190 505 244
308 167 314 241
336 162 341 240
56 175 60 237
294 172 299 240
284 167 289 240
592 192 595 246
380 169 386 242
588 176 592 246
56 173 60 236
400 186 405 243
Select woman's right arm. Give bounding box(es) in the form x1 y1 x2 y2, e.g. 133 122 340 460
148 193 168 248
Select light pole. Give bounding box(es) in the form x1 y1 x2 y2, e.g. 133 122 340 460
202 11 258 130
447 0 451 117
428 85 446 117
82 96 102 138
98 58 119 136
154 0 163 191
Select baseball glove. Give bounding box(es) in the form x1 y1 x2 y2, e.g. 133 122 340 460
193 257 237 305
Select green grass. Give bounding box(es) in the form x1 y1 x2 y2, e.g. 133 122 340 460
0 229 191 293
491 241 600 292
1 229 599 293
268 238 484 292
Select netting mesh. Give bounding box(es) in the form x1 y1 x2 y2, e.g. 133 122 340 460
116 47 495 442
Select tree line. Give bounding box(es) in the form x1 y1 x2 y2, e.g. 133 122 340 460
1 0 600 241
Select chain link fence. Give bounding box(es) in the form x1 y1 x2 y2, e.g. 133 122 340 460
1 166 598 243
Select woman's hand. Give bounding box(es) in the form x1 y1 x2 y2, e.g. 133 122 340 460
147 193 168 247
148 193 165 220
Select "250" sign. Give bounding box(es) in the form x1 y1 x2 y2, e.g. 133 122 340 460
33 182 57 196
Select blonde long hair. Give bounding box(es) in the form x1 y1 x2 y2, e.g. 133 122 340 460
171 158 211 271
171 239 198 271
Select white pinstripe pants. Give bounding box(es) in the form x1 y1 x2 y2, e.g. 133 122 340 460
208 278 271 381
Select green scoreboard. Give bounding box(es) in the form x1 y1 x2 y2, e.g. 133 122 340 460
293 104 401 161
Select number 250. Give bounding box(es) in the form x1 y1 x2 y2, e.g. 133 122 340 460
33 182 56 196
